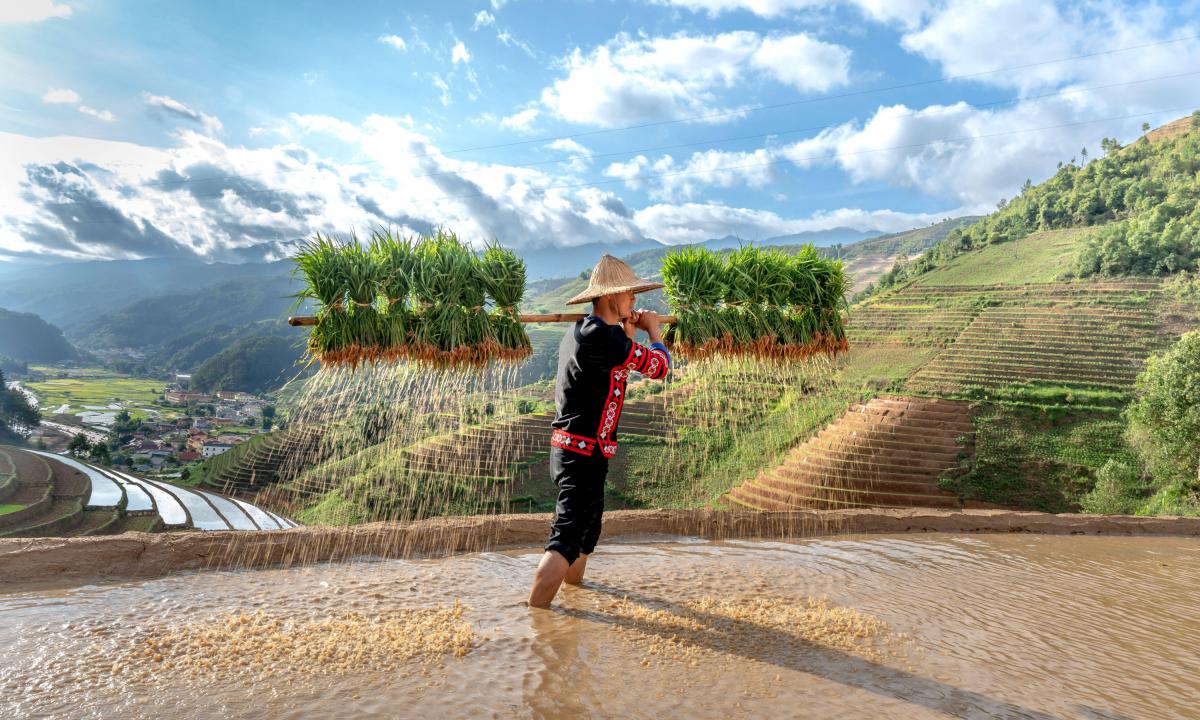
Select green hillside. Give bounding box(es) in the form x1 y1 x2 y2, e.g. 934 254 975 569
190 334 309 394
871 111 1200 295
0 309 77 363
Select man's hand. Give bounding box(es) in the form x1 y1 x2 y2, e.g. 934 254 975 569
622 312 639 340
634 309 663 344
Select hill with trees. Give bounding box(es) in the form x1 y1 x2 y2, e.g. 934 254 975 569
868 111 1200 296
189 334 308 394
0 309 77 363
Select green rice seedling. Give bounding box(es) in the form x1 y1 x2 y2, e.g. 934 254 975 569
723 245 769 349
339 234 385 366
481 242 532 362
662 246 725 355
410 229 495 367
293 233 355 364
371 229 415 358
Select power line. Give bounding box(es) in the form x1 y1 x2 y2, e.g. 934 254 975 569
142 69 1200 193
93 32 1200 187
36 104 1198 229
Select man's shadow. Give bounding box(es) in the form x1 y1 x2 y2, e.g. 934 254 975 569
553 581 1077 720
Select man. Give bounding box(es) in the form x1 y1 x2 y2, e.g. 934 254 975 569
528 254 671 608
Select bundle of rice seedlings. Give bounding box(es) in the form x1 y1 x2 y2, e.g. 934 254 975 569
662 246 725 356
481 242 532 362
293 233 349 364
783 245 823 354
814 258 850 353
754 248 794 357
371 229 415 360
340 234 386 367
722 245 770 349
410 229 494 368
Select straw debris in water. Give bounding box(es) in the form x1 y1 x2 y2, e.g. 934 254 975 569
115 603 479 679
599 595 900 666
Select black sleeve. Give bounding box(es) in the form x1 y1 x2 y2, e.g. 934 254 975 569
578 320 636 371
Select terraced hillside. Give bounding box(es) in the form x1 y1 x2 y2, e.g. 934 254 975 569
728 397 970 510
729 228 1197 513
0 445 295 536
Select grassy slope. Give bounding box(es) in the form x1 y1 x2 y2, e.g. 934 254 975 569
914 227 1097 286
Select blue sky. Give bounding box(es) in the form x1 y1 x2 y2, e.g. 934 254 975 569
2 0 1199 262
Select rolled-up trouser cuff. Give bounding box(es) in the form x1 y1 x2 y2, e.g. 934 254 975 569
544 447 607 567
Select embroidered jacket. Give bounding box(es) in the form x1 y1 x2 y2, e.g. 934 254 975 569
550 316 671 458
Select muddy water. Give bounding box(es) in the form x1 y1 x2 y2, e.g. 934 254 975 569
2 533 1198 719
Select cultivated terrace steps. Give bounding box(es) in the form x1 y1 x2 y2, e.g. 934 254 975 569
727 396 972 511
0 446 94 538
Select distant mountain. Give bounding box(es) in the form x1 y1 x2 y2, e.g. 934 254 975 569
522 219 975 312
0 308 78 363
513 227 882 280
0 256 290 328
73 274 302 351
190 334 309 394
517 239 665 280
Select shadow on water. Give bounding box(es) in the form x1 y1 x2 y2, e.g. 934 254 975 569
543 581 1065 720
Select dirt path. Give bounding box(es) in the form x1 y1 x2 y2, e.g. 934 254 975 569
4 508 1200 590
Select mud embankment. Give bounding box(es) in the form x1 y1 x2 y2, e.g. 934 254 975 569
3 508 1200 589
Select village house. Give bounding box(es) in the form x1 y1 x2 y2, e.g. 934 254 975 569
164 390 214 405
200 441 233 458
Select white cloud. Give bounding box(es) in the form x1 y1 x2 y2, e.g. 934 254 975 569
547 138 593 172
378 34 408 52
144 93 223 136
633 202 949 245
78 105 116 122
751 34 850 91
451 41 471 64
539 31 851 127
42 88 81 104
472 10 496 30
0 0 72 23
604 148 775 200
501 107 539 131
766 1 1200 206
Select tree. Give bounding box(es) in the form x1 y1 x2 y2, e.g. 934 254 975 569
88 442 110 464
68 433 91 457
261 405 276 420
1080 147 1088 163
1126 332 1200 498
1142 121 1151 135
261 417 273 431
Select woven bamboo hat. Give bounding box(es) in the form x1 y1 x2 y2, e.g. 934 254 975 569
566 253 665 305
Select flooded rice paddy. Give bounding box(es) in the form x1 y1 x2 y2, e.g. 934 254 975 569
1 533 1197 719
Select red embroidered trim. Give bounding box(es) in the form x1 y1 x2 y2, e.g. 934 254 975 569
641 348 668 379
551 429 596 456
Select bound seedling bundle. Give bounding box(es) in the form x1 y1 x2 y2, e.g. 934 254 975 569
294 229 531 369
662 244 849 360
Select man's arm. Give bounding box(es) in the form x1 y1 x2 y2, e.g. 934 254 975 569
633 310 670 380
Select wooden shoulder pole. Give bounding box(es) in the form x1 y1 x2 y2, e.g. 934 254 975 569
287 313 677 327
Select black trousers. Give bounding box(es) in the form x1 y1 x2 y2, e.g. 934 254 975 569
544 446 608 565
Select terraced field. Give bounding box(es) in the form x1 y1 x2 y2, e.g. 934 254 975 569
727 397 970 511
845 280 1176 396
0 445 294 536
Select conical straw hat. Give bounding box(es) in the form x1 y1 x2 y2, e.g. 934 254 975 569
566 253 665 305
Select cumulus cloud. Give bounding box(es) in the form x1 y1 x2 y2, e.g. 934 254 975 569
451 41 471 64
144 93 223 136
770 1 1200 206
501 107 539 131
605 147 776 200
547 138 593 172
378 34 408 52
0 0 72 23
42 88 80 104
539 30 852 127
